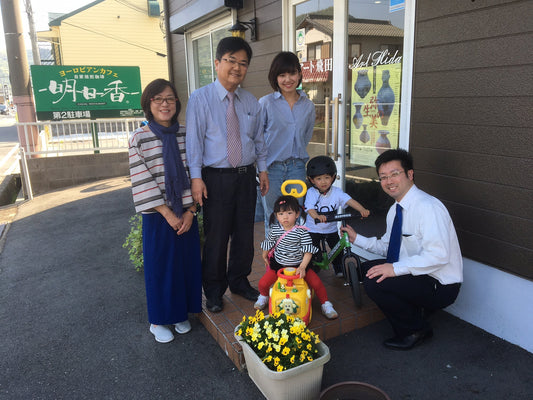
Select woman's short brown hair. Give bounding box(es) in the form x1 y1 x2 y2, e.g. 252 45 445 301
140 79 181 124
267 51 302 92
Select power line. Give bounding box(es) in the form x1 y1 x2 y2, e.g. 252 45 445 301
112 0 148 15
61 21 166 57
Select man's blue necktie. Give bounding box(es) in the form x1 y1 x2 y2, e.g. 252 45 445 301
386 203 402 263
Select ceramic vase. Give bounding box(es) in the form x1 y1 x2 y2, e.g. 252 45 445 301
354 69 371 99
352 102 363 129
359 124 370 143
376 130 391 154
235 328 331 400
377 70 395 126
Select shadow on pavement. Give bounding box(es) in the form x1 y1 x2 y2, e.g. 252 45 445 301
0 177 531 399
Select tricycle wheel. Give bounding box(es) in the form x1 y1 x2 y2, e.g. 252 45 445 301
345 259 363 308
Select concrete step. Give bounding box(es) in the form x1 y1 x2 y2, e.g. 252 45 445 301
198 222 384 370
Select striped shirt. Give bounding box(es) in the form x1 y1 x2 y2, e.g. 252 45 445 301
128 124 193 213
261 224 318 266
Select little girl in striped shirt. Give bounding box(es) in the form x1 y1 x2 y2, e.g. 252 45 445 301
255 195 338 319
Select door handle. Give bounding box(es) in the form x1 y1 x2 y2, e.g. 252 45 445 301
324 96 330 156
332 94 341 161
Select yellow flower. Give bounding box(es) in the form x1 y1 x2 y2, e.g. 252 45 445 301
237 308 321 372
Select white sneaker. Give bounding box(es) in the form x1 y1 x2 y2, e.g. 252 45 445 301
254 295 269 310
321 301 338 319
175 320 191 334
150 324 174 343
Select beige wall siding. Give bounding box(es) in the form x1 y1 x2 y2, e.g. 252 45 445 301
56 0 168 88
411 0 533 279
170 32 187 124
239 0 282 99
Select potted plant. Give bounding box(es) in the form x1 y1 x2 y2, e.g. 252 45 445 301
235 310 330 400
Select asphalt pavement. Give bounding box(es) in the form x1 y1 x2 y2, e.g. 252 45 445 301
0 176 532 399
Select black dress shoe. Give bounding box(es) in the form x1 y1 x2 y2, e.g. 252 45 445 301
206 298 223 313
383 329 433 350
232 286 259 301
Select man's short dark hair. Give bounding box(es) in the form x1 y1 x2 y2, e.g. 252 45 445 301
375 148 414 174
268 51 302 91
215 36 252 63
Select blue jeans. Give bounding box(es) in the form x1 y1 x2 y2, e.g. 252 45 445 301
261 159 307 234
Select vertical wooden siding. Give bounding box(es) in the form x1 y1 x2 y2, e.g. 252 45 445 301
411 0 533 279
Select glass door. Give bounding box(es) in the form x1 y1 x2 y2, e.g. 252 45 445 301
290 0 412 237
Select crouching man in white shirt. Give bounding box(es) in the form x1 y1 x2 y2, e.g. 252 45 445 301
341 149 462 350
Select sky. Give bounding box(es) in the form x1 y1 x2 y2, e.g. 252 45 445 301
0 0 95 51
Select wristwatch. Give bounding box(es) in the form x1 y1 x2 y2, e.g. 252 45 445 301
187 208 198 217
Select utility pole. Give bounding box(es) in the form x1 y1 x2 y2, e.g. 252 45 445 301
24 0 41 65
0 0 39 154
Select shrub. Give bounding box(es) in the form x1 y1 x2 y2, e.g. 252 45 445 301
122 212 205 271
123 214 143 271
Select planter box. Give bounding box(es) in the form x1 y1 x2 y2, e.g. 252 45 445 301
235 329 330 400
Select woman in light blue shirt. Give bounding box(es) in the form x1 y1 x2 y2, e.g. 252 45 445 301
259 51 316 234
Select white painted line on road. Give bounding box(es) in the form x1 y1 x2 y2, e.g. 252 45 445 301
0 144 19 169
5 157 20 175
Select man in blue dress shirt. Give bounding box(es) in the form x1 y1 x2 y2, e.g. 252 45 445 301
186 37 269 313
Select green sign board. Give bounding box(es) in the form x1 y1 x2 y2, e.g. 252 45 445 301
30 65 144 121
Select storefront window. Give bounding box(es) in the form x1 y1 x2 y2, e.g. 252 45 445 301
187 14 232 92
292 0 410 237
191 27 230 89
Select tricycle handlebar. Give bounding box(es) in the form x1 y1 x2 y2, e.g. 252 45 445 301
314 212 362 224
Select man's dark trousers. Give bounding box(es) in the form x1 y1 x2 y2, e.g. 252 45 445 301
201 166 257 303
362 259 461 337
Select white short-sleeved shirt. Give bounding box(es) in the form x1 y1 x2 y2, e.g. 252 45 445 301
304 186 352 234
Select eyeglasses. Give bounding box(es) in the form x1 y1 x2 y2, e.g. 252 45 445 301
378 170 404 182
151 96 177 104
221 57 249 69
